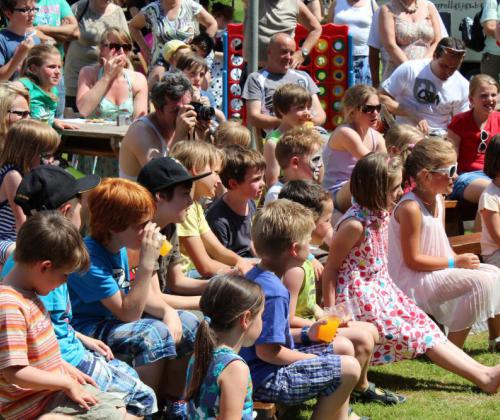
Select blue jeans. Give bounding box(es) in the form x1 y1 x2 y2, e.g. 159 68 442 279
56 74 65 118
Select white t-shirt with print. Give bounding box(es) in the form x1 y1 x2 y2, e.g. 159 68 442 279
381 58 469 133
479 181 500 256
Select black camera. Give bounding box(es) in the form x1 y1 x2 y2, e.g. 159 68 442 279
190 102 215 121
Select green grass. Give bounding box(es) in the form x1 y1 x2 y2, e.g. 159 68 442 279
277 332 500 420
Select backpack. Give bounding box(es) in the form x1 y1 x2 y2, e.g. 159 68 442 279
459 6 485 52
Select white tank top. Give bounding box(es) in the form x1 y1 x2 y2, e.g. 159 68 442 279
334 0 374 57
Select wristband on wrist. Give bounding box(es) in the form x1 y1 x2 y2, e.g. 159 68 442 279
448 257 455 268
307 253 314 261
301 326 312 345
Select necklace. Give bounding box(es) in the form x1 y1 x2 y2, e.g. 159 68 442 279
398 0 418 14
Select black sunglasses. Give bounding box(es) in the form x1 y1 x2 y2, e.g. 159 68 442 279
13 7 39 13
8 109 31 118
360 104 382 114
103 43 133 53
478 129 489 153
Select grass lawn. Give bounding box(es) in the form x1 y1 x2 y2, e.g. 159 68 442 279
277 332 500 420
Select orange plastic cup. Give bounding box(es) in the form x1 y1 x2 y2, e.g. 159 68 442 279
159 239 173 257
317 315 342 343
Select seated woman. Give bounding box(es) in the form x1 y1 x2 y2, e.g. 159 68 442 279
77 27 148 121
379 0 441 81
322 84 386 213
447 74 500 205
0 82 30 152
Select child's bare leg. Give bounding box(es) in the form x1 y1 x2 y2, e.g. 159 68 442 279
163 356 190 399
447 328 471 348
334 182 352 214
347 320 380 344
426 341 500 393
135 358 167 396
337 326 374 390
124 412 141 420
331 335 355 357
312 355 360 420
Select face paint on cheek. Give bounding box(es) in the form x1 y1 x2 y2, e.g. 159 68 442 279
309 153 323 181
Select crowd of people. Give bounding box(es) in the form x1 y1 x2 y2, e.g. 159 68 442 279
0 1 500 419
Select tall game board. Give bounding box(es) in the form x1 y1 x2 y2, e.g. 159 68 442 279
223 23 353 131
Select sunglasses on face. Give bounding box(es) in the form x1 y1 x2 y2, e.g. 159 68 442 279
102 43 133 53
13 7 39 14
360 104 382 114
8 109 31 118
478 129 489 153
431 163 457 178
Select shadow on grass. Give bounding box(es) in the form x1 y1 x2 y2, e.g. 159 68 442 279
367 370 473 393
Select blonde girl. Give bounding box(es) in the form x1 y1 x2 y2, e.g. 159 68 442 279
214 121 251 148
324 152 500 394
17 45 75 130
0 120 60 264
322 84 386 213
388 137 500 350
185 274 264 419
0 82 30 152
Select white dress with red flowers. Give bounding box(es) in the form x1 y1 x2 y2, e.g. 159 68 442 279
335 204 447 365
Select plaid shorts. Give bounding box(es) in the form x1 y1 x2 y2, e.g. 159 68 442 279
253 343 342 405
87 311 199 367
76 350 157 416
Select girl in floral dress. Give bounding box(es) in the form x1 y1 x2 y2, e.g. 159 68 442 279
323 153 500 393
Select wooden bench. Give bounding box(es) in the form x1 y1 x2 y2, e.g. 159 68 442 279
445 199 478 236
449 232 482 256
253 401 277 420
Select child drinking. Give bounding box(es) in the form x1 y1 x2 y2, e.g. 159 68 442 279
0 119 59 265
480 134 500 270
185 274 264 419
17 44 75 130
324 152 500 393
388 138 500 350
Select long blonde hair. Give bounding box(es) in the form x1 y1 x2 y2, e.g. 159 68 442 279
342 84 378 123
98 27 134 70
0 82 30 150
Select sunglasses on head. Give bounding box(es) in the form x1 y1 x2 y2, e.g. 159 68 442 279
440 45 467 56
360 104 382 114
102 43 133 53
431 163 457 178
8 109 31 118
478 129 489 153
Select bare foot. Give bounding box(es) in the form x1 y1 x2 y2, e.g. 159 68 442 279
478 365 500 394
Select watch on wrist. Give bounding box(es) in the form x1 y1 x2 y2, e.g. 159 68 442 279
301 47 310 58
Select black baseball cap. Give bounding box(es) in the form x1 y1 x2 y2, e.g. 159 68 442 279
15 166 101 216
138 157 211 193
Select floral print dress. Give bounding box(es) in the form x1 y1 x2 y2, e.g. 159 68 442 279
335 204 447 365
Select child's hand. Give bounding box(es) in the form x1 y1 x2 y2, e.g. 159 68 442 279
62 360 97 388
15 36 35 58
138 222 162 271
455 253 480 269
162 307 183 344
175 104 197 137
235 258 255 275
81 337 114 361
311 257 324 281
307 318 328 342
102 56 126 80
63 379 98 411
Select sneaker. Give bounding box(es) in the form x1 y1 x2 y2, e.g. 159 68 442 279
164 399 187 420
351 382 406 405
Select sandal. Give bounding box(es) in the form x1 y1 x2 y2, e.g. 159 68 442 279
348 406 371 420
488 336 500 352
351 382 406 405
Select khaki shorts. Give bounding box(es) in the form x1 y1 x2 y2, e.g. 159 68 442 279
483 249 500 269
42 384 125 419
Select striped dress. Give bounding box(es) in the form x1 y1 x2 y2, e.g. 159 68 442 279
0 285 64 419
0 164 19 264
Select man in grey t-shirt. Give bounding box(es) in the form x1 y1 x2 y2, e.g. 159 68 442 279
242 33 326 132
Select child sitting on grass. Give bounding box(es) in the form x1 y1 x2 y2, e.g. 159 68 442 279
206 144 265 258
264 83 315 187
0 212 126 419
171 141 253 278
265 126 324 204
241 199 367 420
185 274 264 419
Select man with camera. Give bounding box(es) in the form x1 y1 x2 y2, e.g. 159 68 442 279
119 72 210 181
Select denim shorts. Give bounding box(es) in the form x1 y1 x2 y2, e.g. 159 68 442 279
253 343 342 405
449 170 490 200
75 350 157 416
85 311 199 368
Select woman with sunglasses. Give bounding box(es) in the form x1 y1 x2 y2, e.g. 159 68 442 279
447 74 500 208
76 27 147 121
0 82 30 153
323 84 386 214
64 0 129 112
388 137 500 350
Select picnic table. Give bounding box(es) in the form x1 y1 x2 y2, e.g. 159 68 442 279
58 119 129 158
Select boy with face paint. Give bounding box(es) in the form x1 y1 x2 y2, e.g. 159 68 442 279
264 126 324 205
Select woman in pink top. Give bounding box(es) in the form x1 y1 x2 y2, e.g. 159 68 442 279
447 74 500 204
